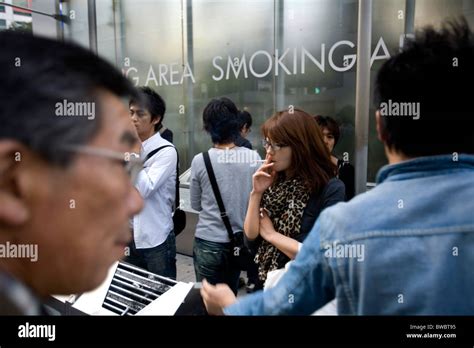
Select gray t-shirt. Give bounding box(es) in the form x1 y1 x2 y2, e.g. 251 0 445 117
190 147 261 243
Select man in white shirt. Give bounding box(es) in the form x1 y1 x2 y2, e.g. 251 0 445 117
126 88 178 279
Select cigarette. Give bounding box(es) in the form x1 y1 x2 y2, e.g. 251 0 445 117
254 160 267 163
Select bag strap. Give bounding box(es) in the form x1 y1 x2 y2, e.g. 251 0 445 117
202 151 234 241
144 145 180 212
145 145 170 162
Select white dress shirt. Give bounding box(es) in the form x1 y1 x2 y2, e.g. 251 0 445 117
133 132 177 249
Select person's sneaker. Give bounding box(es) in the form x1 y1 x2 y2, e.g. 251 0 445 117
246 282 256 293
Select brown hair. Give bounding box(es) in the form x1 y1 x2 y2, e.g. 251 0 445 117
261 108 336 193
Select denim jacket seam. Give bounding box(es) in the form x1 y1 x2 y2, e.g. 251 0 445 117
319 214 357 314
376 154 474 183
334 257 356 314
321 224 474 245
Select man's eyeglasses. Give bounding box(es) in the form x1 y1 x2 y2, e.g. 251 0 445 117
60 145 143 184
261 139 287 152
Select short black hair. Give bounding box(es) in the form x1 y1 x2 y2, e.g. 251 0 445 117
202 97 240 144
239 110 253 130
375 17 474 157
314 115 340 146
129 86 166 132
0 31 137 166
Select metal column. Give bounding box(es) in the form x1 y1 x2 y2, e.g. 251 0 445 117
87 0 97 54
185 0 195 169
405 0 416 35
274 0 286 111
354 0 372 195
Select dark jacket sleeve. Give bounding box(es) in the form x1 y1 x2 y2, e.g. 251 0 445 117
295 178 345 243
322 178 346 209
338 162 355 200
235 136 253 150
244 234 261 255
161 128 174 143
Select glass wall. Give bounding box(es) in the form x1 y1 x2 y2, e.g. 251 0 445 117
1 0 473 187
368 0 474 181
3 0 474 186
70 0 363 176
273 0 358 171
63 0 90 47
57 0 474 186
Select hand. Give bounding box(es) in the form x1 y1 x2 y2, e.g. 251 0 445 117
200 279 236 315
259 209 277 243
252 155 276 194
131 141 142 156
128 118 142 154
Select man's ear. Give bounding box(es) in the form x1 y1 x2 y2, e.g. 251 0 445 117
375 110 386 143
152 115 162 126
0 141 30 226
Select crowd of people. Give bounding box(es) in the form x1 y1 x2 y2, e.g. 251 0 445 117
0 18 473 316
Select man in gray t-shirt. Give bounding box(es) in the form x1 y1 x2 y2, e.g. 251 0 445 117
191 147 261 243
190 97 261 294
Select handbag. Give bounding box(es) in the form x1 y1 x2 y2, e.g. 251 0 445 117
145 145 186 236
202 151 253 271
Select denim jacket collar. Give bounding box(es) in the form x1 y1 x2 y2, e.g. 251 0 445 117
376 153 474 184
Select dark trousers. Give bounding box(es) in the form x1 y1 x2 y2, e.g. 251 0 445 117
125 231 177 280
193 237 240 295
246 260 263 290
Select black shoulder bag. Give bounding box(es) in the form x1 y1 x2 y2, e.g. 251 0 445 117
202 151 253 271
145 145 186 236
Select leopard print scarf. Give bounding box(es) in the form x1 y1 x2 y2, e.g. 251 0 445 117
255 177 310 282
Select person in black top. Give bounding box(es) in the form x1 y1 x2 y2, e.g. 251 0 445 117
234 110 252 150
130 86 174 143
315 115 355 200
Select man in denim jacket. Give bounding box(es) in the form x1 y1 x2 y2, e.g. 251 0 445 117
201 19 474 315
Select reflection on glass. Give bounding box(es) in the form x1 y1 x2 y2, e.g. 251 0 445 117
281 0 358 173
193 0 274 158
62 0 474 186
64 0 90 49
368 0 474 182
